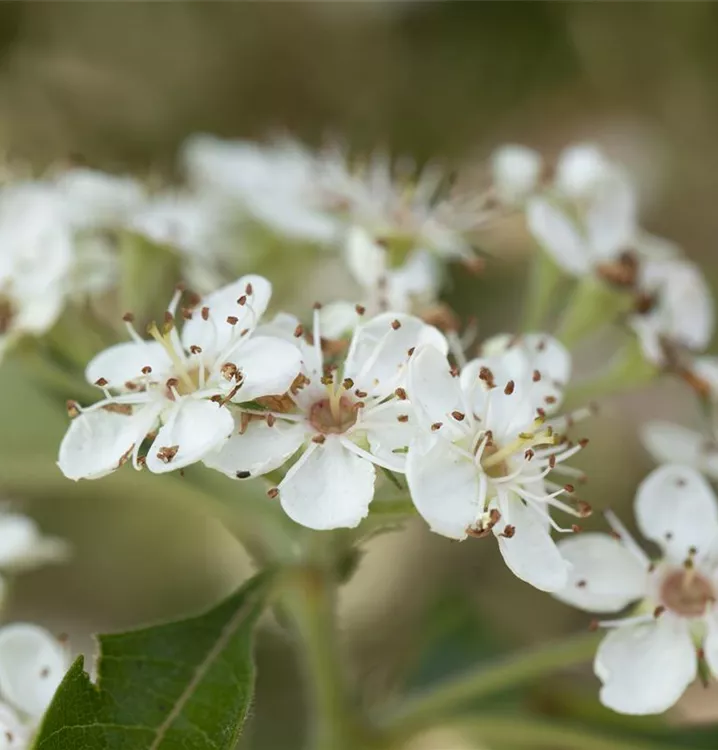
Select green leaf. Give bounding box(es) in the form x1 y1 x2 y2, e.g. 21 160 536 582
33 572 273 750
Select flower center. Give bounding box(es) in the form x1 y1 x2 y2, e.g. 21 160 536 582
660 569 716 618
309 396 357 434
480 442 510 479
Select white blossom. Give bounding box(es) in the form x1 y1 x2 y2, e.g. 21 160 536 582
641 421 718 481
58 275 301 480
0 624 70 748
629 257 714 367
490 144 542 206
554 464 718 715
404 335 590 592
204 309 447 530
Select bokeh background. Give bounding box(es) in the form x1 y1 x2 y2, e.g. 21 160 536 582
2 3 718 748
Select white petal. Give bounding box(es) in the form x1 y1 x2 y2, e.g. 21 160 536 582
703 607 718 679
555 143 613 199
491 144 542 205
494 493 570 592
595 616 696 715
279 437 375 530
345 225 387 288
85 341 172 389
0 701 30 749
203 418 305 479
554 533 648 613
0 623 69 718
146 399 235 474
0 514 69 571
344 313 448 397
406 345 466 436
406 433 479 540
527 197 590 277
361 400 419 471
58 406 159 481
318 301 361 339
585 174 637 260
640 421 718 480
223 336 302 402
635 464 718 559
180 275 272 354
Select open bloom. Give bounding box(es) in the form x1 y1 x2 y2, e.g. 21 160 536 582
405 335 590 592
0 623 70 748
629 257 714 367
58 275 301 479
204 309 447 530
527 144 638 279
554 464 718 715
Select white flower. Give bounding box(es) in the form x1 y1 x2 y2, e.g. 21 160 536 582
629 257 714 366
204 310 447 530
490 144 542 205
554 464 718 715
527 145 638 278
640 421 718 481
58 275 301 480
405 335 589 592
344 226 441 314
0 624 70 748
0 512 68 579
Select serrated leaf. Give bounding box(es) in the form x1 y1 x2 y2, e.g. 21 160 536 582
33 572 273 750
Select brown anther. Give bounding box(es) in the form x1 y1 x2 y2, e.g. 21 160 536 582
320 374 334 386
449 364 460 378
571 524 583 533
124 381 138 390
267 487 279 499
576 579 587 588
136 455 147 468
500 524 516 539
164 311 174 327
537 339 547 352
237 295 247 306
226 316 238 325
395 387 408 400
166 377 179 389
40 667 50 678
536 407 546 419
190 345 202 355
609 529 622 541
313 301 323 310
355 304 366 315
548 454 556 469
588 619 599 632
653 605 666 619
524 448 534 460
245 282 253 295
266 414 276 427
294 324 304 338
397 414 409 423
210 395 223 403
66 400 80 418
504 380 515 395
544 395 557 405
187 292 201 307
142 365 153 374
352 402 366 412
407 346 416 356
576 500 593 517
431 422 443 431
532 370 541 382
355 389 368 398
391 319 402 330
236 471 251 479
122 312 135 322
312 434 326 444
564 484 575 494
156 445 179 464
94 377 108 387
479 366 496 388
221 362 238 381
451 410 465 421
579 438 590 448
201 306 210 320
342 378 354 390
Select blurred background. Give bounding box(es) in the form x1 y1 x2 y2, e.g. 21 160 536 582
2 3 718 748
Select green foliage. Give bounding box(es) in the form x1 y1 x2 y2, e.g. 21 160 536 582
33 573 273 750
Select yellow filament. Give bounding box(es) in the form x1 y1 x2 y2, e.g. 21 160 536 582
481 429 557 470
148 322 195 392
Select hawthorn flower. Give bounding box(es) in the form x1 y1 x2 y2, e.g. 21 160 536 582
405 335 589 592
0 624 71 748
490 144 542 206
629 257 714 367
527 144 638 279
554 464 718 715
58 275 301 479
204 310 447 530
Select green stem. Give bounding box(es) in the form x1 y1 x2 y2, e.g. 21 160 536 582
280 567 360 750
382 630 601 742
429 715 686 750
522 249 564 332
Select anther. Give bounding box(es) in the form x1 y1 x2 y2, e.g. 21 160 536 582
576 579 587 588
166 377 179 389
500 525 516 538
267 414 276 427
589 619 599 632
189 345 202 355
66 400 80 418
312 434 326 444
504 380 515 395
245 282 253 295
221 362 238 380
397 414 409 423
564 484 575 494
576 500 593 517
355 389 368 398
94 377 108 387
122 312 135 322
532 370 541 382
313 302 323 310
391 319 402 330
236 471 251 479
579 438 590 448
431 422 443 431
548 455 556 469
544 395 556 405
237 295 247 306
157 445 179 464
267 487 279 499
449 364 460 378
653 605 666 619
451 410 465 421
571 524 583 533
355 304 366 315
201 306 210 320
524 449 534 460
294 324 304 337
182 309 193 320
342 378 354 390
395 387 408 400
227 316 238 326
407 347 415 356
